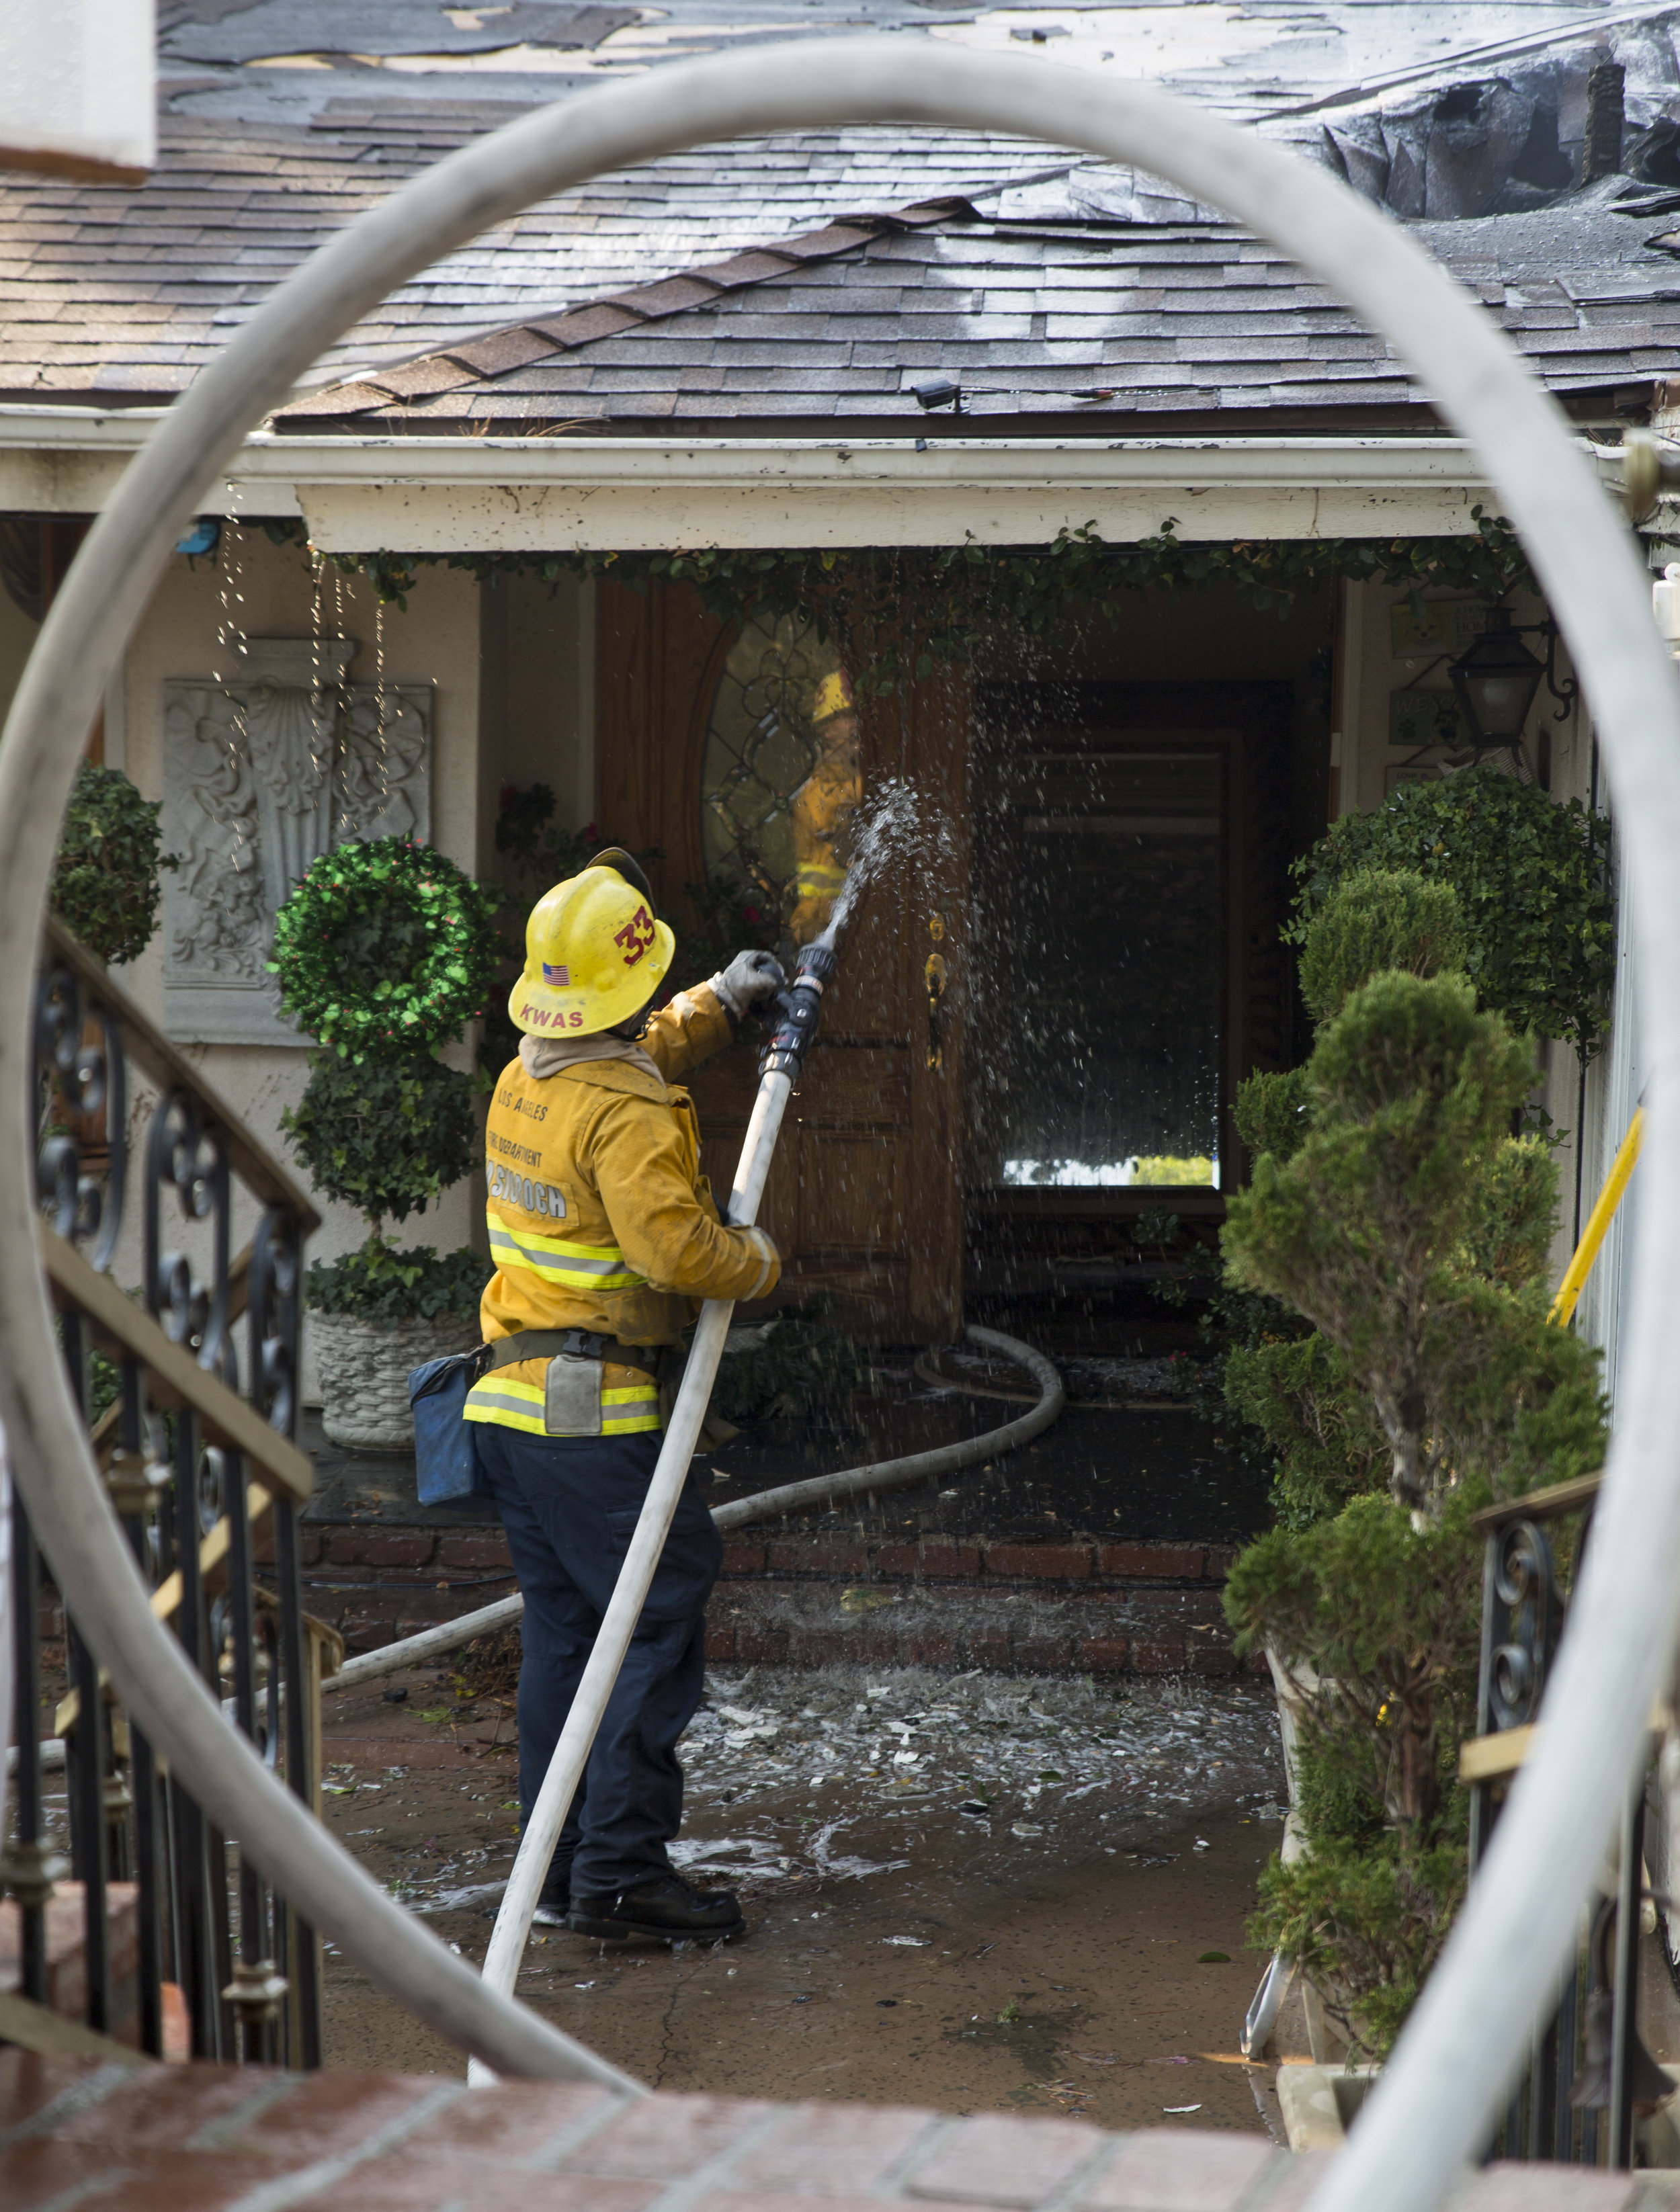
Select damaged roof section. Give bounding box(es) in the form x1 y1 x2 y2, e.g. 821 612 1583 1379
1272 7 1680 220
0 120 1074 400
13 2 1680 407
274 187 1680 435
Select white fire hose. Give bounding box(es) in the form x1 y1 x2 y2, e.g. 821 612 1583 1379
1 40 1677 2173
325 1324 1064 1699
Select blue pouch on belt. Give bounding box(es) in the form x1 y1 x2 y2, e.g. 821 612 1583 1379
409 1349 486 1504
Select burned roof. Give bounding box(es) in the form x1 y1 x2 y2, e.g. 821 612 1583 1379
10 1 1680 409
273 181 1680 435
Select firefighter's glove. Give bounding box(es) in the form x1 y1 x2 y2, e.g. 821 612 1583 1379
710 949 786 1018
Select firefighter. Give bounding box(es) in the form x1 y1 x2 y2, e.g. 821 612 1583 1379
786 669 862 944
464 850 784 1944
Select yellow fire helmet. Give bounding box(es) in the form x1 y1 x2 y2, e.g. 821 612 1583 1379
508 851 675 1039
812 669 855 726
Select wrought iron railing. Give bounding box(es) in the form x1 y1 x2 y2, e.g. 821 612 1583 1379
1463 1472 1656 2168
4 915 326 2063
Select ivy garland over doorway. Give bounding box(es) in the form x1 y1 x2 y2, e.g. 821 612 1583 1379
259 509 1535 691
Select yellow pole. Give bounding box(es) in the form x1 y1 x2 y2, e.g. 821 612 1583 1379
1550 1105 1645 1326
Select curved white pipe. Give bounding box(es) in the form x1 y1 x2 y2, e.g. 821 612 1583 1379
0 44 1673 2180
326 1322 1064 1697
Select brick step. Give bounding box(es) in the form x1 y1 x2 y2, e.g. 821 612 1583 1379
706 1580 1256 1678
284 1525 1248 1676
283 1526 1249 1676
276 1525 1233 1587
0 2050 1652 2211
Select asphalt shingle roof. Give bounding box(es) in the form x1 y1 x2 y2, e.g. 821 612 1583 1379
9 4 1680 419
0 112 1075 400
272 187 1680 434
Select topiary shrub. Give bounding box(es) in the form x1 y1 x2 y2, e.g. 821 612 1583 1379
50 761 178 966
302 1241 487 1326
1286 765 1613 1058
271 837 497 1325
269 834 500 1060
281 1053 476 1233
1296 866 1468 1025
1219 866 1607 2056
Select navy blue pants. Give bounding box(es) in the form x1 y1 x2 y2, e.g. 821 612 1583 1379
475 1424 722 1898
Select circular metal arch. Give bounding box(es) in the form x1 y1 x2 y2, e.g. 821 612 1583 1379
3 39 1677 2190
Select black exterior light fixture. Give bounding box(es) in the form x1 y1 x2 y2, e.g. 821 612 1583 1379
1447 605 1579 773
911 375 963 414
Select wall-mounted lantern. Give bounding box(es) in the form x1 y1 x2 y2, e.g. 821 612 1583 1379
1447 605 1579 771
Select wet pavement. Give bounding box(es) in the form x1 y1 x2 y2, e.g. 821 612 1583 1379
319 1660 1287 2129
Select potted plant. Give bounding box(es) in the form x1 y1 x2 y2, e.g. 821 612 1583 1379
1218 863 1608 2059
270 835 500 1451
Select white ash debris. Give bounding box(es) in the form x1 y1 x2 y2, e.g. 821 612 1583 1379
683 1664 1284 1825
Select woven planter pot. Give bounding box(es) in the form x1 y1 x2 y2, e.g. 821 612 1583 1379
311 1309 479 1453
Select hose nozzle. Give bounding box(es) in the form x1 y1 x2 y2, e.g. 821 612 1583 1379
760 939 837 1080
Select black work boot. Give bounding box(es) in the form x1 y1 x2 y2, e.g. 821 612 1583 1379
566 1873 744 1945
532 1874 571 1930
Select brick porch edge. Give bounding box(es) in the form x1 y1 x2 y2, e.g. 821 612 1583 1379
268 1529 1262 1680
0 2052 1665 2212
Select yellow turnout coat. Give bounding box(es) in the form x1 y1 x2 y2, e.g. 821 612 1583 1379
464 983 779 1438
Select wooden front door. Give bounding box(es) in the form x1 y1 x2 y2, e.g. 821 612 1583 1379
595 580 968 1344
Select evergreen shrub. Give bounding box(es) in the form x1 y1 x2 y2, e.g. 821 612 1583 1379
271 837 497 1326
50 761 177 966
282 1052 476 1229
1286 766 1613 1058
1220 866 1607 2055
302 1241 487 1326
269 835 499 1058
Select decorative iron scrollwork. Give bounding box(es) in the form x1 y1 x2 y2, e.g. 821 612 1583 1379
33 965 128 1271
21 927 321 2066
1489 1517 1560 1732
144 1089 231 1373
248 1204 300 1441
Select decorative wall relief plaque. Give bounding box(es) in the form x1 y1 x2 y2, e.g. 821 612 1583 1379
161 639 432 1044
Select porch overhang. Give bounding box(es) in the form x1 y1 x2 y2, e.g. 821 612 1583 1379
0 410 1597 548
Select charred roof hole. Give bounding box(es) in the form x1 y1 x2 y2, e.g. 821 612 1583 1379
1511 103 1573 194
1432 83 1486 126
1632 119 1680 192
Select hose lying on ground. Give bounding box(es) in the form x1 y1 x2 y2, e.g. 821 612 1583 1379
912 1346 1191 1414
323 1322 1063 1697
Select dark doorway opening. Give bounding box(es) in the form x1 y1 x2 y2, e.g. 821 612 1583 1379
967 679 1300 1314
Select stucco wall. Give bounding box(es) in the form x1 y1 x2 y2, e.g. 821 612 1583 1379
111 526 485 1401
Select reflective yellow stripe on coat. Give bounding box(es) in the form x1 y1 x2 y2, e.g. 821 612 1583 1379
463 1378 662 1437
486 1216 647 1293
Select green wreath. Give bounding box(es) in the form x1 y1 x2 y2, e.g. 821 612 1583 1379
269 836 501 1057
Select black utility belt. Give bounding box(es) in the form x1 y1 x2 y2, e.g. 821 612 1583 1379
480 1330 661 1379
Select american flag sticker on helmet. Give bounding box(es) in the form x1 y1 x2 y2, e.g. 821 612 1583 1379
542 962 571 986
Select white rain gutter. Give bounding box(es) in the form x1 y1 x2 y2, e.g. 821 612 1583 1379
0 411 1501 545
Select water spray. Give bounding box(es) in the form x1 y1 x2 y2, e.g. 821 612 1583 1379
472 796 909 2069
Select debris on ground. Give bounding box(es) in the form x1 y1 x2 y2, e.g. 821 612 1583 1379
324 1664 1282 1919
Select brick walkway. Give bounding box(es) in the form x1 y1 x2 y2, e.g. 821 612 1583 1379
1 2052 1674 2211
